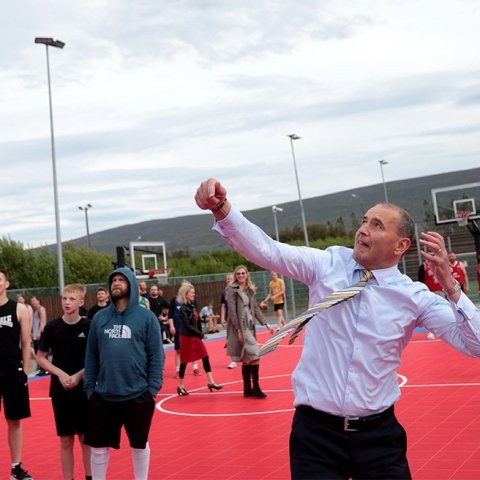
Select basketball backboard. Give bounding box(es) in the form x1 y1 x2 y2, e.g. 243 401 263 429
431 182 480 225
129 241 169 280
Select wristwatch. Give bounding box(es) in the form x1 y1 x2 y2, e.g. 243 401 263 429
444 280 461 297
211 199 230 220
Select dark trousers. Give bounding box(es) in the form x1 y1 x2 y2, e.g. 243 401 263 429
290 406 412 480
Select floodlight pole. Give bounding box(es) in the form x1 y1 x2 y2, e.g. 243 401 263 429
78 204 93 249
288 134 309 247
272 205 283 242
378 159 389 203
271 205 292 318
35 37 66 292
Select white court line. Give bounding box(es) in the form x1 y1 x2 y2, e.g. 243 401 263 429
156 393 295 417
31 374 480 413
156 374 295 417
401 382 480 388
157 372 480 418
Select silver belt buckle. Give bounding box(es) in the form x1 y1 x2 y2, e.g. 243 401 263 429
344 417 359 432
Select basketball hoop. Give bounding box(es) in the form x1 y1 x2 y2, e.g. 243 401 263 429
455 211 471 227
147 267 171 279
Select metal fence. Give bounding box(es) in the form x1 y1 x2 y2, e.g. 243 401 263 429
8 263 478 322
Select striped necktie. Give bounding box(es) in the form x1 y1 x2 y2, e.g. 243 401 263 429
259 270 373 357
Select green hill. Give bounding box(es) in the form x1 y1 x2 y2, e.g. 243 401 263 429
71 167 478 256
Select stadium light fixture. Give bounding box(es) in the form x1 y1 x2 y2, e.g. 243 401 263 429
35 36 66 292
287 134 309 247
78 204 93 249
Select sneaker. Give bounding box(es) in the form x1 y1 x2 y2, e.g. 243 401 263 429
227 361 237 369
427 332 435 340
11 462 33 480
193 368 201 376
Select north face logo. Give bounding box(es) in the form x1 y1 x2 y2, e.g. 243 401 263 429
104 325 132 339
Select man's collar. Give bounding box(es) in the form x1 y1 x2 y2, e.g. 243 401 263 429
370 266 402 286
351 260 401 286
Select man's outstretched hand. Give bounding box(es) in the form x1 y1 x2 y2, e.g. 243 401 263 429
195 178 227 211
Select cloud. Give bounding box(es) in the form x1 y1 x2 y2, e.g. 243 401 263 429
1 0 480 248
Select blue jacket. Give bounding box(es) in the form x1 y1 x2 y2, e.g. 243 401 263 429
84 267 164 401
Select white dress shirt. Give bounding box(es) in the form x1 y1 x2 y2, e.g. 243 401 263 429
214 207 480 416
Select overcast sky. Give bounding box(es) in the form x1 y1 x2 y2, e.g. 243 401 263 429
2 0 479 248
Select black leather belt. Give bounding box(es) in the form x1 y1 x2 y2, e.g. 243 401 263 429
297 405 394 432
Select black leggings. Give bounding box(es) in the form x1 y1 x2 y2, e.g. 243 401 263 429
179 356 211 379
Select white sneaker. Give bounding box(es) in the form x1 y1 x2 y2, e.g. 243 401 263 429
227 361 237 369
427 332 435 340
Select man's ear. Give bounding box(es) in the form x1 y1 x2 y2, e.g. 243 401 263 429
394 238 411 257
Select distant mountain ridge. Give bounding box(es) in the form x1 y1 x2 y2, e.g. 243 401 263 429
72 167 478 256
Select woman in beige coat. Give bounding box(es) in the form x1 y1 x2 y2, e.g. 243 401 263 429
227 265 274 397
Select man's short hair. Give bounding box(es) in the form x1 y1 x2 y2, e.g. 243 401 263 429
97 286 108 293
64 283 86 299
380 203 415 243
395 207 415 243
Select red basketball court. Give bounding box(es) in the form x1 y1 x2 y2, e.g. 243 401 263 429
2 329 480 479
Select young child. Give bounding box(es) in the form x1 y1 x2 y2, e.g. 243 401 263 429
36 284 92 480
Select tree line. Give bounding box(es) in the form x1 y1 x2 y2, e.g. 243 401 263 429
1 217 355 289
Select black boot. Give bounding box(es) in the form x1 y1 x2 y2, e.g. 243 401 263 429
242 364 253 397
251 364 267 398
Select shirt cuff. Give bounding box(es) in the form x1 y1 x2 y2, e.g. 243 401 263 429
451 291 477 320
212 206 243 235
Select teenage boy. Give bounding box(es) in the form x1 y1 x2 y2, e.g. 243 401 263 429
260 271 286 330
0 269 34 480
37 284 92 480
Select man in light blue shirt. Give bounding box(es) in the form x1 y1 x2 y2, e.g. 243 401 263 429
195 178 480 480
199 302 220 333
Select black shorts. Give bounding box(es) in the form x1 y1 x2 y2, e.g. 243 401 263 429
84 391 155 449
0 369 31 420
52 391 88 436
274 303 285 312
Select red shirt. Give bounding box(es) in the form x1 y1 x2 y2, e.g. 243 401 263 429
423 261 443 292
450 261 466 287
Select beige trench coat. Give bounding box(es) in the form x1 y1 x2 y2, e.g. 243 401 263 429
226 283 266 363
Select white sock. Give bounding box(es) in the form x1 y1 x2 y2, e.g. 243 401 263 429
91 447 110 480
192 362 198 371
132 443 150 480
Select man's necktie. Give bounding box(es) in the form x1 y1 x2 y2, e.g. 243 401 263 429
259 270 372 357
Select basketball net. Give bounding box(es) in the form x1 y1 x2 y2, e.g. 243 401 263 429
455 211 471 227
148 267 171 279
